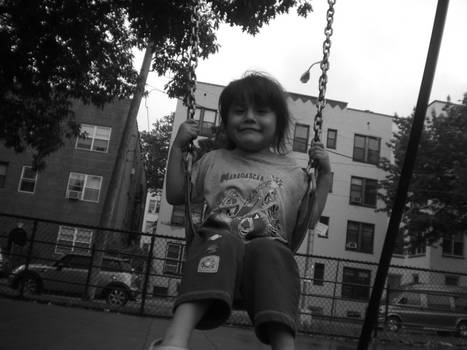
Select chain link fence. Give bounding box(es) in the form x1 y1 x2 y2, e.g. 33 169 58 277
1 213 466 347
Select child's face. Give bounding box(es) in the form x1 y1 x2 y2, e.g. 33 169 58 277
225 103 277 153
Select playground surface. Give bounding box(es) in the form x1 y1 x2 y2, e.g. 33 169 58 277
0 297 423 350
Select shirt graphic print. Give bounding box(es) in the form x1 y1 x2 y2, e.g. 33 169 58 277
191 149 308 245
207 177 283 241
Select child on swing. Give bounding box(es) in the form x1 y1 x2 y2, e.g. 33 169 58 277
154 72 331 350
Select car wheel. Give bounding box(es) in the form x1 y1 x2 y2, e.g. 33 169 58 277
106 287 128 307
20 275 41 295
386 316 401 332
457 321 467 338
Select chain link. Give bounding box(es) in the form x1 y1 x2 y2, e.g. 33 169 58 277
184 0 201 159
314 0 336 142
186 0 201 122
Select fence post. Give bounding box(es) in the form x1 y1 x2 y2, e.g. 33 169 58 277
140 233 156 315
83 244 96 300
330 259 340 321
20 219 37 297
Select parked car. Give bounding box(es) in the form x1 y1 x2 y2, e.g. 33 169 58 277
9 253 139 307
378 283 467 337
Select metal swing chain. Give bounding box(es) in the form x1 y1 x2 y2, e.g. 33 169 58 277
184 0 201 173
308 0 335 173
314 0 336 143
186 0 200 122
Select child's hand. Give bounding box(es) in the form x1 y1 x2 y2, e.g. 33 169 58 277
308 142 331 173
173 120 200 148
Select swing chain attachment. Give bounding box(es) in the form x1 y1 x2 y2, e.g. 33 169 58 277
314 0 336 143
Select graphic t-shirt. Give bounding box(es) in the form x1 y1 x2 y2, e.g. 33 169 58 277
191 148 308 245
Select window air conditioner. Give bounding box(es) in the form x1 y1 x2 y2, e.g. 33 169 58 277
67 190 81 200
346 242 357 249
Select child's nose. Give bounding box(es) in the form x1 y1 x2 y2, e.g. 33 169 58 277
244 108 256 121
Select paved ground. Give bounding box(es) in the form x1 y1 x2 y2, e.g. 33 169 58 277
0 297 424 350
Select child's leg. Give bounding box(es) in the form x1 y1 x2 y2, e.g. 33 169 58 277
156 231 244 348
160 300 212 348
263 322 295 350
242 238 300 348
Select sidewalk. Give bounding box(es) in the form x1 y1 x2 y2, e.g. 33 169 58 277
0 297 413 350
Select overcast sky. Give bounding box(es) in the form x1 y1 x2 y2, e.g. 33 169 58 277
136 0 467 131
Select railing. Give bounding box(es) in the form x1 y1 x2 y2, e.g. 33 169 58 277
0 213 466 347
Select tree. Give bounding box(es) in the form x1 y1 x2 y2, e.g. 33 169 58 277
1 0 313 168
378 95 467 248
140 113 174 191
0 0 139 168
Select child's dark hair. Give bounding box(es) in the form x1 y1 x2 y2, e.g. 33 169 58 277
218 72 291 153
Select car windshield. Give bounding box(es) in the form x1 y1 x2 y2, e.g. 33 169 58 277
120 261 132 272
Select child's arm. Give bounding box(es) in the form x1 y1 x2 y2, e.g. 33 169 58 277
309 142 332 217
166 120 200 205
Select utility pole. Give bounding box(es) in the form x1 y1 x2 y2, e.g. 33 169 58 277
86 43 154 300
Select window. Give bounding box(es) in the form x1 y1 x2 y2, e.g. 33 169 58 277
408 233 426 256
342 267 371 300
427 294 451 311
153 286 169 297
144 221 155 233
293 124 309 153
76 124 111 152
18 166 38 193
102 258 127 272
346 221 374 253
171 203 204 226
313 263 325 286
308 306 323 316
353 134 380 165
445 275 459 286
0 162 8 188
442 232 464 257
350 176 377 207
66 172 103 202
398 292 421 306
67 255 91 269
412 273 420 284
55 226 93 255
148 199 160 214
346 310 361 319
194 108 218 137
163 242 185 275
454 296 467 312
326 129 337 149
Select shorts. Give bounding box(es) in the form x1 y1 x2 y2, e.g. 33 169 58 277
174 230 301 344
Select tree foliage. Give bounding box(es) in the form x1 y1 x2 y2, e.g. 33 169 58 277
378 95 467 246
140 113 174 191
1 0 313 168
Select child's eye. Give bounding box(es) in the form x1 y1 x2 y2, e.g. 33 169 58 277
232 107 245 114
256 108 270 115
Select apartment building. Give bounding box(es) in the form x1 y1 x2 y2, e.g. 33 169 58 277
0 99 146 259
